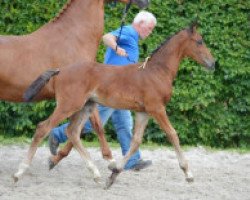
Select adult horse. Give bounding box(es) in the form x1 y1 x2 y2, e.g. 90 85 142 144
0 0 148 102
18 23 215 186
0 0 148 175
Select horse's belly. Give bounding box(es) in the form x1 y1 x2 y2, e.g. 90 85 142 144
0 76 54 102
95 94 145 112
0 81 25 102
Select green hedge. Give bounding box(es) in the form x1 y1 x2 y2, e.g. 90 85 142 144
0 0 249 148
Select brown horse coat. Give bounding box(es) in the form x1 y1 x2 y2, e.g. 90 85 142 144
0 0 148 102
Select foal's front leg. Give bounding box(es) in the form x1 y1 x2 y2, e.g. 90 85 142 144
151 107 194 182
105 112 149 189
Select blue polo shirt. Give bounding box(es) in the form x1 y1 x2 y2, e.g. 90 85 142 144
104 25 139 66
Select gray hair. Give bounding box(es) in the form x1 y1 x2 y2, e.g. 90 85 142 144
133 11 157 25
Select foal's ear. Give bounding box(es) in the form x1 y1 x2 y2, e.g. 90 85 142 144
189 21 199 34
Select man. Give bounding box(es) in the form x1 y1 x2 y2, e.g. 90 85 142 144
49 11 157 170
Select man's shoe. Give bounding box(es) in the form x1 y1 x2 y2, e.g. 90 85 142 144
48 132 59 155
130 159 152 171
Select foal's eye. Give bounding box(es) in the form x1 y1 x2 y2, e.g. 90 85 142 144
196 40 203 45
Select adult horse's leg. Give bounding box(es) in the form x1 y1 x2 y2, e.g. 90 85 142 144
66 101 101 182
49 106 113 170
105 112 149 189
13 104 73 182
151 107 194 182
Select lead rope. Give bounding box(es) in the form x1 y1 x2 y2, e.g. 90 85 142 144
115 0 135 64
115 0 133 50
138 56 151 69
113 0 149 66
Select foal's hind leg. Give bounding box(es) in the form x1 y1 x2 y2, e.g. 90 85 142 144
66 101 101 182
49 141 73 170
13 105 73 182
90 107 113 160
151 107 194 182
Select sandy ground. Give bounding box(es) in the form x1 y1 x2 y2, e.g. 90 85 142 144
0 145 249 200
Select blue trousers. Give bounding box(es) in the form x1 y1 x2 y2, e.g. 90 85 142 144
51 105 141 169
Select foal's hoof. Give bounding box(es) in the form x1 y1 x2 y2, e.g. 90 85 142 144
12 174 19 183
102 149 113 161
103 155 112 161
185 172 194 183
48 158 56 170
107 161 122 173
104 171 120 190
186 176 194 183
94 177 102 184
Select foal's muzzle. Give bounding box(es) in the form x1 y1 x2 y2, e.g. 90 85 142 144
204 58 216 71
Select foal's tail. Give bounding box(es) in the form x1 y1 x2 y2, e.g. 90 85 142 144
23 69 60 102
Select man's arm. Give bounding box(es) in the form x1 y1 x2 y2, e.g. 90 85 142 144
102 33 127 57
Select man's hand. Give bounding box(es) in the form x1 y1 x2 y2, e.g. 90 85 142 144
102 33 128 57
115 46 128 57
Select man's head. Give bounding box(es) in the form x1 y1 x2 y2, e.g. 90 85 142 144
132 11 157 39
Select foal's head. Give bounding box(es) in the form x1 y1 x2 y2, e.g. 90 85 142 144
183 22 215 70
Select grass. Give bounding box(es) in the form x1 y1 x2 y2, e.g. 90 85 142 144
0 135 32 146
0 135 249 153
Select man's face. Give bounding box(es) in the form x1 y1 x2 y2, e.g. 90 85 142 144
138 21 155 39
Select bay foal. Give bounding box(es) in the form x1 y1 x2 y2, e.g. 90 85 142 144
18 23 215 186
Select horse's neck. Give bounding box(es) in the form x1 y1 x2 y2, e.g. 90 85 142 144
105 0 129 3
37 0 104 37
148 34 186 83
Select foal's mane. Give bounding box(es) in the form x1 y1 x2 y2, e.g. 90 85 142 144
150 27 190 59
51 0 75 23
150 35 174 59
